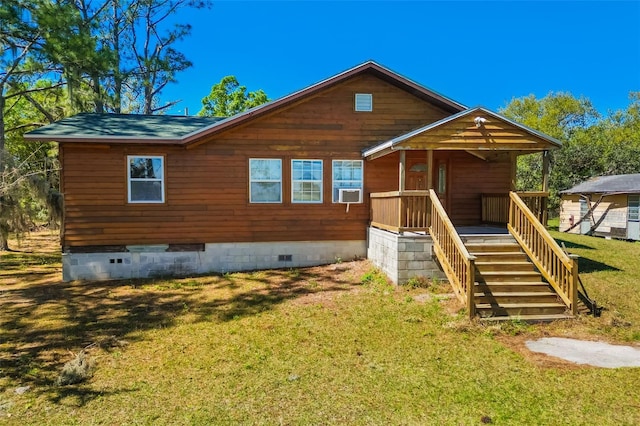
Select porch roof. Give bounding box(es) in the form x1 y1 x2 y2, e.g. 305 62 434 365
362 107 563 160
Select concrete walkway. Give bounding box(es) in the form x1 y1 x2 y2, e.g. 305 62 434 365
525 337 640 368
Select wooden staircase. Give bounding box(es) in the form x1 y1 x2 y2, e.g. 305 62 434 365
462 234 573 322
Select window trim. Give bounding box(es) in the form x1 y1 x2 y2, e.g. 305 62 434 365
249 158 283 204
629 194 640 221
127 155 165 204
332 159 364 204
355 93 373 112
291 159 323 204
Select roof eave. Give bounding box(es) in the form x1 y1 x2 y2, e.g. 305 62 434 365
363 106 562 159
23 134 183 145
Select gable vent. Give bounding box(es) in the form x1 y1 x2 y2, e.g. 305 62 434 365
355 93 373 112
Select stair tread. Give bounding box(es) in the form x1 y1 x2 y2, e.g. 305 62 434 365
475 291 558 297
476 282 549 286
472 252 526 256
476 302 566 308
479 271 540 275
465 242 518 245
479 313 574 322
476 261 531 265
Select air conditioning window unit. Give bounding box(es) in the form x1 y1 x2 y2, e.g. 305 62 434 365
338 188 362 203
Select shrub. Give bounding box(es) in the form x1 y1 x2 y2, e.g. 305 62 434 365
405 276 431 289
56 351 95 386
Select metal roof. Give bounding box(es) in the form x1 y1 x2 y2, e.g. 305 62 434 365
561 174 640 195
362 106 563 158
24 113 225 143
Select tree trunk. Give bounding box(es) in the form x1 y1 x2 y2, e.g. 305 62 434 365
0 223 9 251
0 87 9 251
0 87 6 158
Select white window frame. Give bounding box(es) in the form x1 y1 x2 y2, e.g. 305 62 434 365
629 195 640 221
127 155 165 204
355 93 373 112
249 158 282 203
291 159 323 204
332 160 364 203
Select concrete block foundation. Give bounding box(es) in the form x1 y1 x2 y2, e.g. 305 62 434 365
367 227 445 285
62 240 367 281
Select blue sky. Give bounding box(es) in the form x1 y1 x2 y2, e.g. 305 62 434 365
161 1 640 116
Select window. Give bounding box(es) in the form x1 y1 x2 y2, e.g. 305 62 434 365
250 159 282 203
355 93 373 112
629 195 639 221
438 163 447 194
292 159 323 203
128 156 164 203
332 160 363 202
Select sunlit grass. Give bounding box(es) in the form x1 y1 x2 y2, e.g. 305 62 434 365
1 231 639 424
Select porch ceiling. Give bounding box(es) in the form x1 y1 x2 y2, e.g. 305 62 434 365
363 107 562 160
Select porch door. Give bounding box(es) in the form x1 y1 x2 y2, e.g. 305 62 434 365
435 161 448 210
407 162 427 190
579 198 591 234
628 195 640 240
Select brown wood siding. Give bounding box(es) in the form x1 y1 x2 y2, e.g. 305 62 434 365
448 151 512 225
61 74 453 248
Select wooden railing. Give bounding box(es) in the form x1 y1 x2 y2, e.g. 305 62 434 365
428 189 476 318
508 192 578 314
370 191 430 233
482 191 549 225
481 193 510 224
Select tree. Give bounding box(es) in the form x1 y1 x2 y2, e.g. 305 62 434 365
600 92 640 175
0 79 64 250
0 0 61 250
1 0 207 249
102 0 210 114
501 92 640 212
198 75 269 117
500 92 600 208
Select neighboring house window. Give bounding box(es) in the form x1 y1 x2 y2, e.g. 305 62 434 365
355 93 373 112
250 159 282 203
332 160 363 202
128 155 164 203
292 159 323 203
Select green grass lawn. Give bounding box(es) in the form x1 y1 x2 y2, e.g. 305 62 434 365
1 231 639 425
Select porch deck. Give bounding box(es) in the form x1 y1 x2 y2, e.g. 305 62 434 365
400 225 510 237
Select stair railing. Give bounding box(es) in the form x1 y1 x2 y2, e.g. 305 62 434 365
428 189 476 318
508 192 578 314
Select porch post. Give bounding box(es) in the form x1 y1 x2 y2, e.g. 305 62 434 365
426 150 433 189
399 150 406 192
509 152 517 191
541 150 550 226
542 150 550 192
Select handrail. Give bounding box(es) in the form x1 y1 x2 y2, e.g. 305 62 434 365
428 189 476 318
508 192 578 314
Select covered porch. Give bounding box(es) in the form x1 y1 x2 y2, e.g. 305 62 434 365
364 107 557 233
363 108 580 321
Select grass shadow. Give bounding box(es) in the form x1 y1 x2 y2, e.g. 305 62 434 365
553 237 594 250
47 385 139 408
1 240 364 394
577 256 622 274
